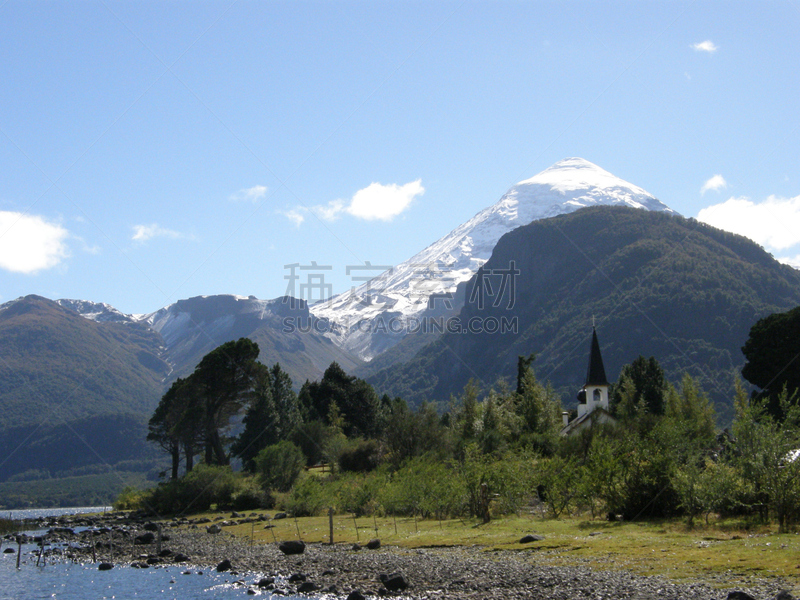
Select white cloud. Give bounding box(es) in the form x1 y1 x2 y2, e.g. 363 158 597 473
279 209 306 228
131 223 186 243
74 236 101 255
346 180 424 221
230 185 268 203
311 199 345 222
281 179 424 226
701 174 727 194
692 40 718 53
697 195 800 250
0 211 69 273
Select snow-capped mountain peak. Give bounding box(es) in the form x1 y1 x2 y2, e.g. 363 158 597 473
55 299 137 324
521 157 648 192
310 158 676 360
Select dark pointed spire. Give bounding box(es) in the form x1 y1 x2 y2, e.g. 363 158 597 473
585 327 609 386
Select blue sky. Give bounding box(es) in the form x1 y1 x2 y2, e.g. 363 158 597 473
1 0 799 315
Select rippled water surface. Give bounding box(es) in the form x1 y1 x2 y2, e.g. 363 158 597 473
3 506 112 521
0 507 303 600
0 545 306 600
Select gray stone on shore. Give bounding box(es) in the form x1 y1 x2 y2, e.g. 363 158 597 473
297 581 319 593
520 534 545 543
380 572 409 592
346 591 366 600
727 593 757 600
278 540 305 555
774 591 795 600
216 559 232 572
366 539 381 550
206 524 222 534
98 562 113 570
134 532 155 545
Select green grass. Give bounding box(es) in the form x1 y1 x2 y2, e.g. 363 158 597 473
177 511 800 589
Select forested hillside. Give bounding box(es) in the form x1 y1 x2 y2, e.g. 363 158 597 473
368 207 800 424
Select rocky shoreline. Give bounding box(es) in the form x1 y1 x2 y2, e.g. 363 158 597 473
3 511 796 600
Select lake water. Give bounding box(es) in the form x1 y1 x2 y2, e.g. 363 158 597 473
3 506 112 521
0 507 305 599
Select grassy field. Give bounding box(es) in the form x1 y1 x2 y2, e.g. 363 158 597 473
183 512 800 588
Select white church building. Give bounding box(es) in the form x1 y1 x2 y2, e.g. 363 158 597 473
560 327 616 436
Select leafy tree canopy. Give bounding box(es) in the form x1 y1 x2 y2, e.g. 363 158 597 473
300 362 381 438
610 356 668 418
741 305 800 420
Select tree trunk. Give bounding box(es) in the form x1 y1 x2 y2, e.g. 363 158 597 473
210 429 229 465
205 440 213 465
185 446 194 473
171 445 180 480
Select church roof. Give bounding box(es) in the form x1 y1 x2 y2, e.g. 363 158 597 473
585 328 609 386
560 406 616 436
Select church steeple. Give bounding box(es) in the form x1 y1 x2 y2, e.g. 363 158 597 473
576 326 610 418
561 326 617 435
585 327 609 386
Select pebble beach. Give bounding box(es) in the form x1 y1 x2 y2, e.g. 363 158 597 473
4 512 796 600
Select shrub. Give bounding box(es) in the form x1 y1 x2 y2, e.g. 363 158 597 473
331 469 388 516
381 454 464 518
113 486 148 511
231 477 271 511
277 473 330 516
142 464 238 514
255 441 306 492
339 439 380 472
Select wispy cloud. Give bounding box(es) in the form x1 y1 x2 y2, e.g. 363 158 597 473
0 211 69 274
701 174 727 194
697 195 800 251
312 199 346 221
131 223 187 243
230 185 268 203
279 209 306 228
283 180 424 225
691 40 718 53
76 237 101 255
